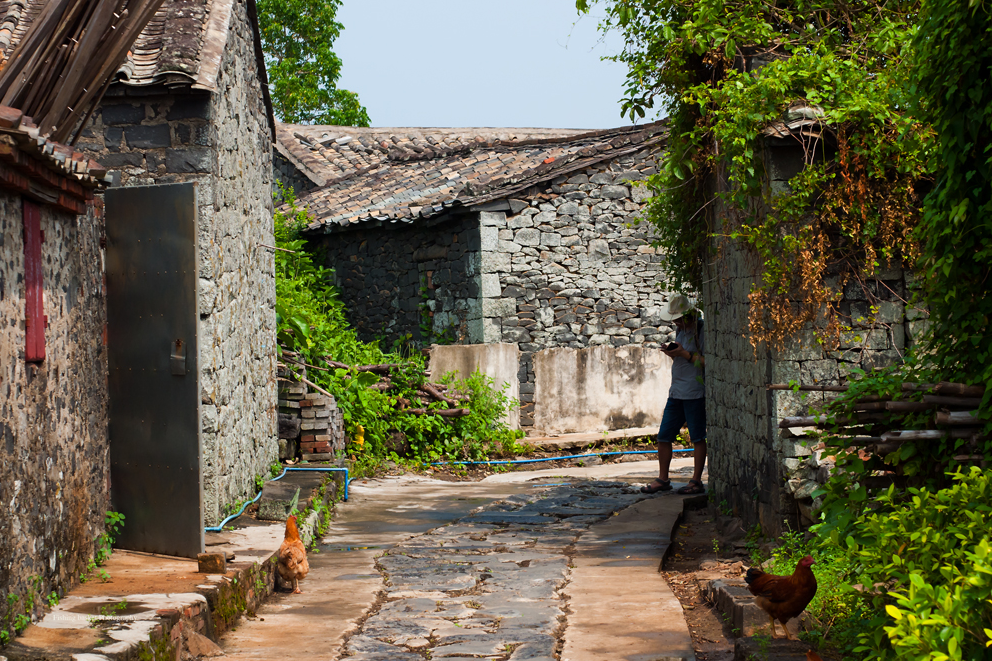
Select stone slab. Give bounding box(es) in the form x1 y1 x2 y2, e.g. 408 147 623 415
561 495 696 661
700 576 806 639
526 426 659 450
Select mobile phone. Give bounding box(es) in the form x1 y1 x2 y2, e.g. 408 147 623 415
665 342 679 351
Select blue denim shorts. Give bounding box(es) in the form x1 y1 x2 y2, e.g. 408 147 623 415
657 397 707 444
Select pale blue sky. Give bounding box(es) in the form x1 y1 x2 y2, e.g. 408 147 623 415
334 1 636 129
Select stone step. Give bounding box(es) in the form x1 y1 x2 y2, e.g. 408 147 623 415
4 479 340 661
734 635 821 660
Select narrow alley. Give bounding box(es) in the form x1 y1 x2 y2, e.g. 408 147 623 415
220 460 699 661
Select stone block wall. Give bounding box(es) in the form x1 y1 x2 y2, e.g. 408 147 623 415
0 195 109 620
479 153 676 428
318 213 481 345
317 149 683 433
703 142 920 535
198 0 278 525
78 0 278 525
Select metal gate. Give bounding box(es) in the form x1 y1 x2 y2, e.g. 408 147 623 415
105 182 203 558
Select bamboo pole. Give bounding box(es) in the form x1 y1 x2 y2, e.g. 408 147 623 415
922 394 983 408
885 401 935 413
936 411 983 426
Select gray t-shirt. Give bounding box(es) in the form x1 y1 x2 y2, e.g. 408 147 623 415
669 319 704 400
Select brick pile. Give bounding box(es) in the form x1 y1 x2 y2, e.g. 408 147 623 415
278 382 346 461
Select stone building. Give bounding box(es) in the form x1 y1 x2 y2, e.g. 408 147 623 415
77 0 279 525
0 114 112 628
0 0 279 528
701 114 920 535
277 123 680 435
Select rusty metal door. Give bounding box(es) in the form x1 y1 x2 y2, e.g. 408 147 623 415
105 182 203 558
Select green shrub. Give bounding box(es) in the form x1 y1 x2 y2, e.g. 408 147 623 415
836 467 992 659
273 189 523 467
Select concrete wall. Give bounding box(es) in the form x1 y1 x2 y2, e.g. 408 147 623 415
533 346 671 434
78 0 278 525
428 344 521 428
703 141 920 535
0 194 109 623
318 213 481 346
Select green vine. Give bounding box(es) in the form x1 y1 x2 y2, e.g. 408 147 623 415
580 0 932 349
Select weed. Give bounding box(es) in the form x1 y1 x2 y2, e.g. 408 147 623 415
44 592 58 608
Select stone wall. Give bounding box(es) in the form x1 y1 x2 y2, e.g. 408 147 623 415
702 142 920 535
318 213 481 345
78 0 278 525
198 0 278 524
0 195 109 621
479 153 676 428
316 149 682 433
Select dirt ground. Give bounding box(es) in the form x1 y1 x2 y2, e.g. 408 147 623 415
663 504 743 661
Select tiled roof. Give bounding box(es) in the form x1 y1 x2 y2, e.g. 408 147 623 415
0 105 110 213
0 0 263 94
282 122 667 233
0 106 110 185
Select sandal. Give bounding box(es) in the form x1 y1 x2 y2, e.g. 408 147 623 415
677 479 705 495
640 479 672 494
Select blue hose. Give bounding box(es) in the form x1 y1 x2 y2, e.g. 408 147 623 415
428 448 693 467
204 466 350 532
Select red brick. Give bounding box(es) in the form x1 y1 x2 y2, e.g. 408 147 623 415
301 442 332 453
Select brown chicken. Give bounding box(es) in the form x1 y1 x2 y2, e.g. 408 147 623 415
277 514 309 594
744 555 817 640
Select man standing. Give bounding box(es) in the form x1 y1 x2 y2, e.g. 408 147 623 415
641 295 707 495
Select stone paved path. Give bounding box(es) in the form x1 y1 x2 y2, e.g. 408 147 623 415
340 481 653 661
221 460 699 661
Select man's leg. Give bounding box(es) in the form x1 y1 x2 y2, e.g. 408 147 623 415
677 397 708 494
643 399 685 492
657 442 674 482
691 440 707 483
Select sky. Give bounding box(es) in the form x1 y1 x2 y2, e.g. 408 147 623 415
334 1 637 130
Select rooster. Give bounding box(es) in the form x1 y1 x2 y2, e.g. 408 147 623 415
277 514 309 594
744 555 817 640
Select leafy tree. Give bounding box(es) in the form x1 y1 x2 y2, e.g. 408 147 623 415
911 0 992 401
256 0 370 126
577 0 931 348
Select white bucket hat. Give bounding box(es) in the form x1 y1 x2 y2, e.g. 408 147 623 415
659 294 697 322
